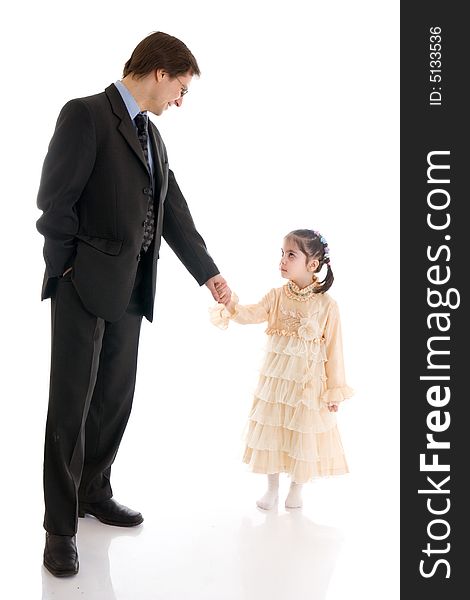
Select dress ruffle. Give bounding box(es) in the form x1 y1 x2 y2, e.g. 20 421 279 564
260 351 325 385
209 293 240 329
264 333 325 357
321 385 355 406
242 332 349 481
255 375 325 411
248 397 336 433
244 420 344 460
243 424 349 482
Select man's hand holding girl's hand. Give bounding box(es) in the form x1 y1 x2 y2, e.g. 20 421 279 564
205 275 231 304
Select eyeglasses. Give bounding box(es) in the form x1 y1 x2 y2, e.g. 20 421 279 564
175 76 189 97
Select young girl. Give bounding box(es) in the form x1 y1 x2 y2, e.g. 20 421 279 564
210 229 353 510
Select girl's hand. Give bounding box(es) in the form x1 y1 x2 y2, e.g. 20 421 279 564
327 403 338 413
224 299 236 314
216 284 231 305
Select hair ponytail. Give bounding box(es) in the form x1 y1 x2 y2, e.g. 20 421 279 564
318 262 334 293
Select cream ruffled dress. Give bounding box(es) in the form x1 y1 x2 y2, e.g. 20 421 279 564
210 281 353 483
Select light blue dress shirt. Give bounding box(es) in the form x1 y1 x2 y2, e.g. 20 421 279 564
114 80 154 176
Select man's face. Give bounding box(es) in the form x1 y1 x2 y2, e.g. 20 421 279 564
150 70 192 115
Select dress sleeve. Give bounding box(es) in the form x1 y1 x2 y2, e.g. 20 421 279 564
321 301 354 406
209 290 274 329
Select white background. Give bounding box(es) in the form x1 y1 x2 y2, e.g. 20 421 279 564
0 1 399 598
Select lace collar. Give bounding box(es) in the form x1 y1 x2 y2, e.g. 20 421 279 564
284 280 319 302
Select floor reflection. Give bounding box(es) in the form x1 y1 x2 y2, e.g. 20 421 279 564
238 508 344 600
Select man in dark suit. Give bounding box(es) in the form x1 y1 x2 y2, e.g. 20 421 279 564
36 31 230 577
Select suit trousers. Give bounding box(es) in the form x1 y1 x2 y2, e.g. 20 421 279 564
43 259 149 535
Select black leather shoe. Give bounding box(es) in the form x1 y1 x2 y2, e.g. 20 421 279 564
43 533 79 577
78 497 143 527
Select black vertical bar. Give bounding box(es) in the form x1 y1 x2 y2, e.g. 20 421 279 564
401 2 468 597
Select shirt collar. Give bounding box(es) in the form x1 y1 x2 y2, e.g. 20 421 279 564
114 80 145 121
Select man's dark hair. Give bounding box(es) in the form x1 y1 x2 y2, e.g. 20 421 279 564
123 31 200 78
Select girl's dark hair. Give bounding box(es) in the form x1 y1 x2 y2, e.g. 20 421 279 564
284 229 334 293
123 31 201 79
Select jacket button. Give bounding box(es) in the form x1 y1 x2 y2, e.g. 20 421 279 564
143 187 151 195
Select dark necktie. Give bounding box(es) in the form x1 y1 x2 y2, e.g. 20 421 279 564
134 112 155 253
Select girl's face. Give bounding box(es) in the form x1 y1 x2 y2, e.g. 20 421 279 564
279 239 319 288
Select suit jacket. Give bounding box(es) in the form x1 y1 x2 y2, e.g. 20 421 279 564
36 84 219 322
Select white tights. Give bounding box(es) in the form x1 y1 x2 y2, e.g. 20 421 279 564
256 474 279 510
285 481 303 508
256 474 304 510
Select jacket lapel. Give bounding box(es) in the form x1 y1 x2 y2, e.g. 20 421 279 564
105 84 148 173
